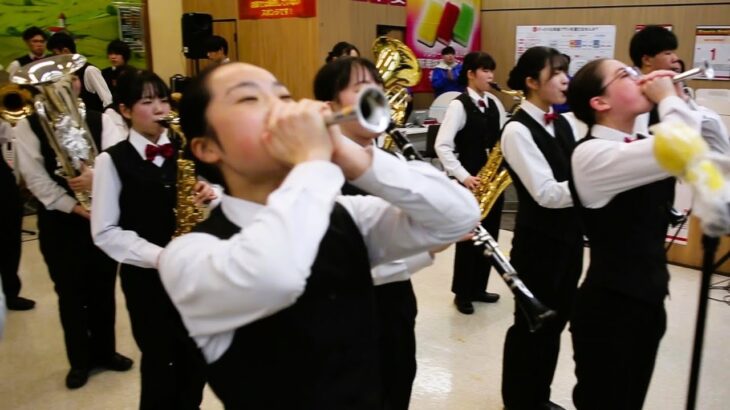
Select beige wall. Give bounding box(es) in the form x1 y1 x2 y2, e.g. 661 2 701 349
148 0 186 82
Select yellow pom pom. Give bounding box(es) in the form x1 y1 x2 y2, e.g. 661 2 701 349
651 121 708 176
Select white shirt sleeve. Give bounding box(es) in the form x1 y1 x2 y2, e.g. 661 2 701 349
84 66 113 108
434 99 470 182
91 152 163 269
371 252 434 286
339 148 480 267
159 161 345 337
501 121 573 208
101 113 124 149
6 60 20 77
13 119 77 213
0 121 12 145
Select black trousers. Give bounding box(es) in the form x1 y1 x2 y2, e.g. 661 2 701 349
37 209 117 370
0 162 22 301
451 195 504 298
570 287 666 410
501 228 583 409
119 264 206 410
376 280 418 410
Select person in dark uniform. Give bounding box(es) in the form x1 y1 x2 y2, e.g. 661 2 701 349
13 75 131 389
434 51 507 314
566 59 706 409
101 39 133 97
500 46 583 410
46 32 113 112
0 121 35 311
91 69 213 409
314 56 449 410
157 62 480 409
6 26 48 76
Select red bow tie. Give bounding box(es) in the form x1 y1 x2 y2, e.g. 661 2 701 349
145 143 174 161
477 99 486 109
544 112 559 124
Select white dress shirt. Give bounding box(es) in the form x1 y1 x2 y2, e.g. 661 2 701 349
91 130 172 269
159 148 480 362
572 96 702 208
501 100 580 209
82 65 113 108
104 107 129 138
0 121 12 145
14 113 123 213
435 87 507 182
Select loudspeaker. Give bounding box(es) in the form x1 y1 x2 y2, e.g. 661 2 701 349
181 13 212 59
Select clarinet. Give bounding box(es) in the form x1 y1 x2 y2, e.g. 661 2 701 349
472 226 557 332
387 124 425 162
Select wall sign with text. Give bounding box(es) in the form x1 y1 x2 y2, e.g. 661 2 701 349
239 0 316 20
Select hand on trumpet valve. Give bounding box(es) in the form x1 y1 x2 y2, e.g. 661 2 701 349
640 70 681 103
264 99 334 166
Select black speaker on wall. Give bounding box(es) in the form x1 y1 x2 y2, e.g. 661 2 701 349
181 13 213 59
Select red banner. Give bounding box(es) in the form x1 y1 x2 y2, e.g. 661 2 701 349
353 0 406 5
239 0 316 20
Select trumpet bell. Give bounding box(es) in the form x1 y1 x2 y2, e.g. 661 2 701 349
325 86 391 134
673 60 715 82
0 83 35 125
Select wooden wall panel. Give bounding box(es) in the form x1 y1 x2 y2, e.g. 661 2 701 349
182 0 237 19
238 17 320 99
349 2 407 60
318 0 352 64
482 3 730 108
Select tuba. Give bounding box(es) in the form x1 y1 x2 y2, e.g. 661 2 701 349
11 54 99 210
0 70 36 126
156 107 205 237
372 36 421 152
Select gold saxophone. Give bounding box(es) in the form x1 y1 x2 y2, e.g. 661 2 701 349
157 111 205 237
372 36 421 150
473 83 524 220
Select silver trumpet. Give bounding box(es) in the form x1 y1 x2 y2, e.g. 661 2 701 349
673 60 714 82
472 225 557 332
324 86 391 134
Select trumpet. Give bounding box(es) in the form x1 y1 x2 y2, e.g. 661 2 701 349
324 86 390 134
673 60 714 82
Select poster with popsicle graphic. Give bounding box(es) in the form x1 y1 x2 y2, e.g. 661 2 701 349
405 0 481 92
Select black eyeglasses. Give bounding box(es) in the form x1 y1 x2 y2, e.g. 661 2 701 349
599 66 641 94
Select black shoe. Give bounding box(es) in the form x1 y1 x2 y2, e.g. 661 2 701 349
472 292 500 303
65 368 89 389
7 296 35 311
454 296 474 314
98 353 133 371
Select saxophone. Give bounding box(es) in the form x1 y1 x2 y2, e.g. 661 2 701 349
372 36 421 150
157 112 205 237
472 83 524 220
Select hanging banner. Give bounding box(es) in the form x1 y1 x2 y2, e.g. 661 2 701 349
405 0 481 92
693 26 730 80
239 0 316 20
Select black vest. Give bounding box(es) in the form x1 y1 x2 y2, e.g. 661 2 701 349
76 63 105 112
15 54 41 67
197 205 380 409
28 110 102 208
504 110 581 242
106 139 179 247
454 93 501 175
574 136 675 304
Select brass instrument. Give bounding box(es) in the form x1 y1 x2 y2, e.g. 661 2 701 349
372 36 422 151
0 78 35 126
324 86 390 133
156 111 205 237
489 82 524 117
11 54 99 209
673 60 714 82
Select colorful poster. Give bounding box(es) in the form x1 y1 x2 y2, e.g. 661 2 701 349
693 26 730 80
405 0 481 92
239 0 316 20
516 25 616 75
366 0 406 5
116 3 145 53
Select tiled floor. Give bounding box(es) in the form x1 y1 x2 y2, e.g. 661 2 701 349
1 217 729 409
